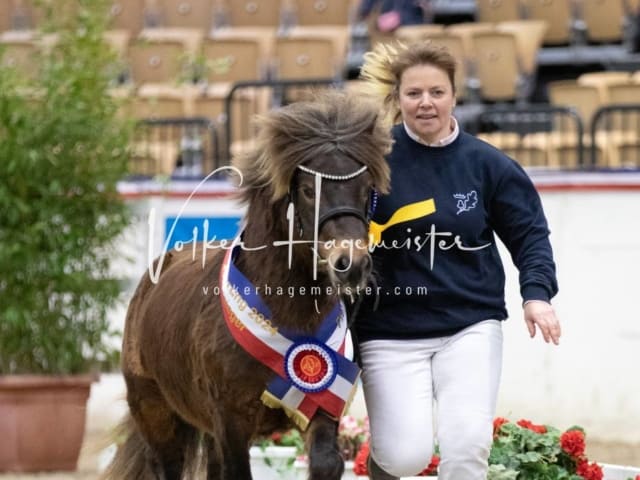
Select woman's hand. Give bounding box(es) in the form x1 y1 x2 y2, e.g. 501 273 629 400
524 300 561 345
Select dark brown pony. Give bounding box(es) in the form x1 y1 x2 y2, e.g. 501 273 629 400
104 90 391 480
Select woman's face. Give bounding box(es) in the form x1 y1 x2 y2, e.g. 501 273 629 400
398 63 456 144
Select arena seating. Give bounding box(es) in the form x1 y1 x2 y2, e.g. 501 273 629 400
1 0 639 175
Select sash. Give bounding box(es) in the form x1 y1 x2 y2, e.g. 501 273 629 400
219 246 360 430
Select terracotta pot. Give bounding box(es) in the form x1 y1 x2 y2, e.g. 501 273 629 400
0 374 96 472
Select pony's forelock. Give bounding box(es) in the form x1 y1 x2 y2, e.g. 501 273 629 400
233 90 391 205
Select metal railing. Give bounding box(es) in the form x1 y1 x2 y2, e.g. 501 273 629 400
471 104 585 169
131 117 220 179
590 104 640 169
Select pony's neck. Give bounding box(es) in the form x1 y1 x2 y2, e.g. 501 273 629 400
235 198 337 334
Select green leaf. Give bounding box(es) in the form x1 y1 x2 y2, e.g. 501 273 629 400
487 464 519 480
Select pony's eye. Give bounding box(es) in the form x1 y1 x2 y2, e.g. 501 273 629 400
301 186 315 200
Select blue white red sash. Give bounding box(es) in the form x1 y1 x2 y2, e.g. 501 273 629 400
219 245 360 430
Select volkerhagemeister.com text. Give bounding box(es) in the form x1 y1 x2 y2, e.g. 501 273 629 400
202 284 428 298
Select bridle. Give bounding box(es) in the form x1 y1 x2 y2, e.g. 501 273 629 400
291 164 378 237
292 163 381 328
294 164 381 336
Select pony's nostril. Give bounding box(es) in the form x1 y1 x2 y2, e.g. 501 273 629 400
334 255 351 271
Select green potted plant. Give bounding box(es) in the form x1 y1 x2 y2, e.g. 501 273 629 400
0 0 132 472
488 418 604 480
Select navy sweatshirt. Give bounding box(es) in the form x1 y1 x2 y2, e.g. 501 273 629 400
356 125 558 341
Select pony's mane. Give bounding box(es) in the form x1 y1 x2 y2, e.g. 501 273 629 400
233 89 392 205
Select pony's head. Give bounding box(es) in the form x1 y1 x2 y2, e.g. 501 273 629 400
234 90 391 290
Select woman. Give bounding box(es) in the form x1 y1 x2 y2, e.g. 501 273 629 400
357 0 431 29
355 42 561 480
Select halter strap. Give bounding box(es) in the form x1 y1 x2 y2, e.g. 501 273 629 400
297 164 368 181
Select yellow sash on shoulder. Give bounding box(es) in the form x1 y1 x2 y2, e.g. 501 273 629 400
369 199 436 245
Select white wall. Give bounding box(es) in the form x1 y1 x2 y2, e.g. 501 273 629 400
498 183 640 443
107 172 640 443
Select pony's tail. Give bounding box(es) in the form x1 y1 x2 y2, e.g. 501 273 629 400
359 41 407 129
101 415 206 480
101 415 152 480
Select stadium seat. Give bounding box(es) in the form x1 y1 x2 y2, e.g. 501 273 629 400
131 139 181 176
0 30 41 80
445 22 495 61
496 20 547 76
202 27 275 83
219 0 283 28
1 2 13 32
191 82 267 162
607 81 640 104
547 80 602 128
289 0 353 26
581 0 626 43
22 0 79 30
475 0 523 23
132 85 221 175
393 24 445 44
523 0 578 45
471 31 523 102
578 71 633 102
133 83 191 119
442 23 495 100
154 0 215 32
128 28 203 85
598 82 640 167
477 131 550 167
547 80 604 166
130 86 188 175
8 0 38 30
109 0 147 37
273 26 349 80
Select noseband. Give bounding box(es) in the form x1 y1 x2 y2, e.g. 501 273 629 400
292 164 377 236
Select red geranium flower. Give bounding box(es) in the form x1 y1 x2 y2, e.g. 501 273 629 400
560 429 586 458
576 459 603 480
517 419 547 434
353 441 370 475
493 417 510 437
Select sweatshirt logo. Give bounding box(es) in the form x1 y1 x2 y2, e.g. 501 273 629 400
453 191 478 215
369 198 436 245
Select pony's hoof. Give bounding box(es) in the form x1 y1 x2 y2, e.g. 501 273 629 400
308 455 344 480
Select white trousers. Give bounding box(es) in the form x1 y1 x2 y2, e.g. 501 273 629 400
360 320 503 480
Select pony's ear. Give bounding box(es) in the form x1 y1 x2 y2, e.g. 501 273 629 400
260 119 300 202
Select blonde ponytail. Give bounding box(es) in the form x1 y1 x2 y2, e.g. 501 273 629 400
359 41 407 129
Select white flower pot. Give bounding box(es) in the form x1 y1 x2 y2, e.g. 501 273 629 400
249 449 440 480
601 463 640 480
250 452 361 480
249 446 299 480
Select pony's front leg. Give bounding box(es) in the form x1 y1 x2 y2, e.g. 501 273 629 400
204 426 252 480
306 413 344 480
